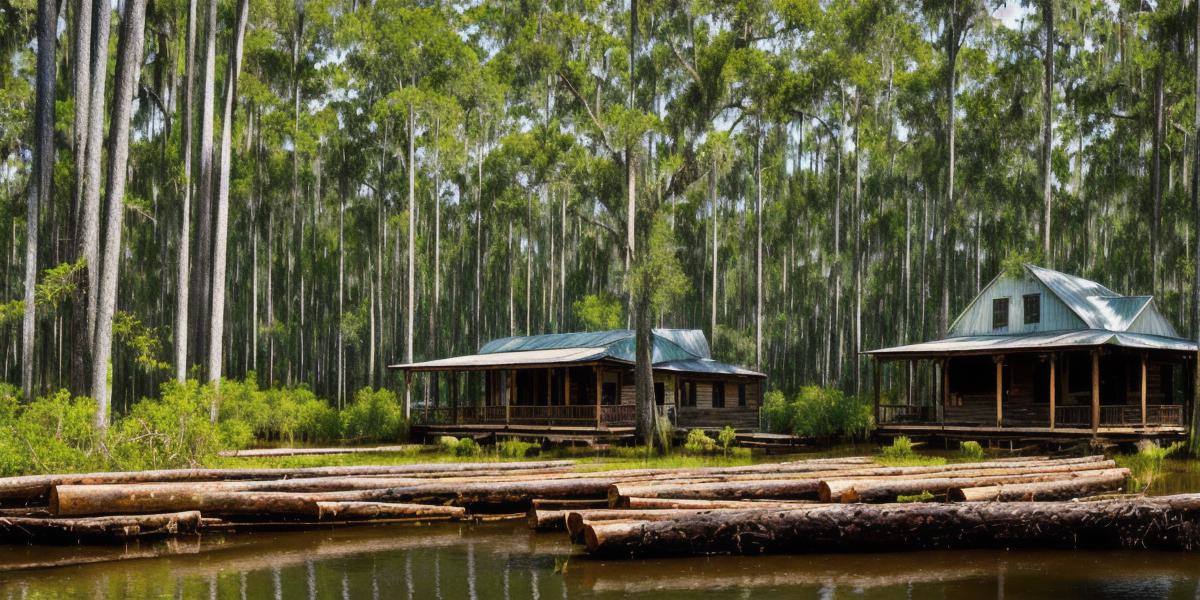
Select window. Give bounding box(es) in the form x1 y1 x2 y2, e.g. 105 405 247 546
992 297 1009 329
601 382 617 405
682 382 697 407
738 383 747 407
713 383 726 408
654 382 665 405
1023 293 1041 325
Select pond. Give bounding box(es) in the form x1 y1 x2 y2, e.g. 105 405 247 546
3 456 1200 599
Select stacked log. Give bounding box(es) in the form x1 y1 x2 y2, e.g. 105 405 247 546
580 495 1200 557
0 511 201 543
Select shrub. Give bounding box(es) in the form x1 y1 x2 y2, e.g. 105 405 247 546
718 426 737 456
959 440 985 461
880 436 916 461
760 386 873 441
455 437 481 457
437 436 460 453
13 390 104 474
341 387 408 442
109 380 222 470
897 491 935 503
683 429 717 454
497 439 538 458
1120 441 1185 492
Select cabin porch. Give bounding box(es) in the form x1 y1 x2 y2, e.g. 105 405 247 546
871 347 1192 441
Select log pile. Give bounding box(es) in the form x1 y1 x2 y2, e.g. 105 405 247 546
0 453 1141 548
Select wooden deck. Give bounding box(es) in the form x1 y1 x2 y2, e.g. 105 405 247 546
877 422 1188 446
411 422 636 445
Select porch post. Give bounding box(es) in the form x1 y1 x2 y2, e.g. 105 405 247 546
1049 354 1056 430
1091 350 1100 432
873 357 881 425
545 369 552 406
404 371 412 420
424 372 431 422
594 366 603 428
505 370 512 424
1141 353 1148 428
565 368 572 405
994 355 1003 428
941 358 949 425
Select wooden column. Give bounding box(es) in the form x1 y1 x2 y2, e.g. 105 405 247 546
594 366 603 428
872 357 881 426
941 358 950 425
565 368 572 406
1140 354 1148 429
1048 354 1056 430
994 356 1004 428
1091 350 1100 432
545 369 552 406
451 374 459 424
505 370 512 424
404 372 412 420
424 372 432 421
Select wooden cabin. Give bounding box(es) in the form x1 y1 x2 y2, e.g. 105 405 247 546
390 329 766 442
868 265 1196 443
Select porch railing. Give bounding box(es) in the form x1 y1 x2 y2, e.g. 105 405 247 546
879 403 1185 429
877 404 934 424
411 404 637 427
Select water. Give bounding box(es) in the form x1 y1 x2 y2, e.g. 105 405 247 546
5 459 1200 599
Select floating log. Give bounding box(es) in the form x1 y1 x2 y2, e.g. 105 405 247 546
0 460 577 505
616 497 817 510
52 489 336 518
314 502 466 521
610 479 826 504
950 471 1130 502
582 494 1200 557
821 467 1129 503
530 498 610 511
0 511 202 543
218 445 421 458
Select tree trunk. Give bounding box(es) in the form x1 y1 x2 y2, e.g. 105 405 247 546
73 0 112 396
206 0 250 408
22 0 58 400
754 129 763 370
315 502 465 521
1041 0 1054 265
189 0 218 370
820 467 1128 504
941 2 959 338
950 470 1129 502
174 0 198 382
91 0 149 429
1151 61 1163 292
1191 0 1200 457
0 511 202 543
405 102 416 416
582 495 1200 557
710 159 718 348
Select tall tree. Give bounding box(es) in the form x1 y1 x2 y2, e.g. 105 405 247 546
174 0 198 382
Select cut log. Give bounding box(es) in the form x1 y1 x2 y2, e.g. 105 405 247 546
315 502 465 521
610 479 825 504
0 460 577 505
530 498 610 511
582 494 1200 557
950 471 1130 502
821 467 1130 503
616 497 817 510
52 489 335 518
218 445 421 457
0 511 202 543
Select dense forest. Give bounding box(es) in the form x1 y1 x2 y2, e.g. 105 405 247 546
1 0 1198 431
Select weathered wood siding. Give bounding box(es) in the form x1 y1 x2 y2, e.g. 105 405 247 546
949 274 1086 336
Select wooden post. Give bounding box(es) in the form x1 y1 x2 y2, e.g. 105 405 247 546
451 373 459 424
424 372 431 422
1141 354 1148 429
565 368 572 406
941 358 950 425
1091 350 1101 432
994 356 1003 428
1049 354 1056 430
505 370 512 424
545 368 552 407
873 357 881 425
594 366 603 428
404 372 412 420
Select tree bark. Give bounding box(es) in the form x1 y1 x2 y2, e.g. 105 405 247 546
207 0 250 404
0 511 201 543
582 495 1200 557
174 0 198 382
1041 0 1054 265
22 0 58 400
315 502 465 521
188 0 218 369
950 470 1129 502
91 0 150 429
820 467 1129 504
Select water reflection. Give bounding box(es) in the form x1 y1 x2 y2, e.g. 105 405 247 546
2 520 1200 599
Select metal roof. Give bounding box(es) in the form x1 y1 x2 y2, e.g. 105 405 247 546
391 328 761 377
1024 265 1159 332
867 330 1198 358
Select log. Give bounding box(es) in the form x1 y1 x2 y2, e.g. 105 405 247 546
582 494 1200 557
0 460 577 504
950 471 1130 502
0 511 202 543
611 479 826 504
530 498 610 511
315 502 466 521
822 467 1130 503
218 445 420 457
616 497 817 510
52 489 336 518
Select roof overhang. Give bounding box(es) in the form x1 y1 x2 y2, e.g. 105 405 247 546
866 330 1198 360
389 347 621 372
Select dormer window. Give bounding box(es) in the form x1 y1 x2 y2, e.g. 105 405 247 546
1023 293 1041 325
992 298 1009 329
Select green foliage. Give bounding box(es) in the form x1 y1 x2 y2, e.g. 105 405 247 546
34 259 85 309
0 300 21 327
0 390 101 476
897 491 935 503
108 380 223 470
876 436 946 467
436 436 460 453
718 426 737 457
630 219 688 314
959 440 985 461
454 437 481 457
1118 441 1185 493
113 311 170 372
573 294 623 331
341 387 408 443
761 386 873 441
497 439 539 458
683 429 718 454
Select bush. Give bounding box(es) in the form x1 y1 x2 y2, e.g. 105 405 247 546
760 386 873 441
683 429 717 454
1120 441 1185 492
959 440 985 461
455 437 481 457
497 439 539 458
718 426 737 456
437 436 460 453
109 380 222 470
880 436 916 461
341 387 408 442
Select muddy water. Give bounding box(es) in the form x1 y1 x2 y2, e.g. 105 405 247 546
4 461 1200 599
